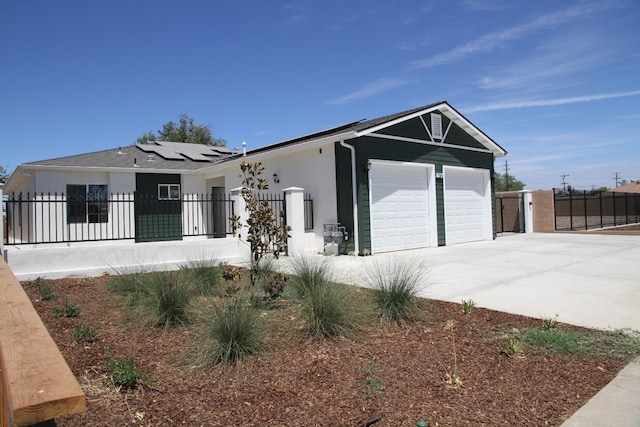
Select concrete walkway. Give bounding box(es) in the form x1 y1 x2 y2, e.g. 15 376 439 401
4 232 640 426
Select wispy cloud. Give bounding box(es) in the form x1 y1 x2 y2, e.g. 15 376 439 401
411 3 618 68
328 78 411 104
464 90 640 112
477 31 615 91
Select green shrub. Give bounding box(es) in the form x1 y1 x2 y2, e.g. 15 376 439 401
192 298 265 367
461 299 476 315
110 270 192 328
303 281 352 338
71 322 98 343
540 315 559 331
179 259 222 296
27 277 58 300
145 271 192 328
52 299 81 317
503 337 524 358
288 256 332 301
289 256 353 338
104 350 154 390
366 257 425 322
251 256 287 302
108 272 148 306
362 364 384 398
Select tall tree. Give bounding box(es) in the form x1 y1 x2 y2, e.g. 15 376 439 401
494 172 525 192
137 113 226 146
0 165 9 184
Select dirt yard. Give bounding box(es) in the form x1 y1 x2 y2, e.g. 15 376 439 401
25 275 636 427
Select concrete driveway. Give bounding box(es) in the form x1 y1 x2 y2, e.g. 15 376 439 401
5 232 639 331
328 232 640 331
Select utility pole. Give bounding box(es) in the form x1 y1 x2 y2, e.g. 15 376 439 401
504 160 510 191
613 172 621 188
560 174 569 192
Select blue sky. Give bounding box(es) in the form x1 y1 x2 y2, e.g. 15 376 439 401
2 0 639 190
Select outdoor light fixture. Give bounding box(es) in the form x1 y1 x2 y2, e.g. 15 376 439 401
367 160 372 171
273 173 280 184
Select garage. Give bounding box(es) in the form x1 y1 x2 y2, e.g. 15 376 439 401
369 161 436 253
444 166 492 245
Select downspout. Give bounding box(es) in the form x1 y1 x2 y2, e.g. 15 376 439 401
339 140 359 255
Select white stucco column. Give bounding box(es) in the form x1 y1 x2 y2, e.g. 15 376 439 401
229 187 248 241
283 186 305 255
522 190 534 233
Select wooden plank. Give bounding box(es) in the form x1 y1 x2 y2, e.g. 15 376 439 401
0 259 85 426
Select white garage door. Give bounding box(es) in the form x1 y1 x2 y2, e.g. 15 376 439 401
369 162 434 253
444 166 492 245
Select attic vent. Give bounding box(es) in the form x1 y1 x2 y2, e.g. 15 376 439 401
431 113 443 140
147 154 155 161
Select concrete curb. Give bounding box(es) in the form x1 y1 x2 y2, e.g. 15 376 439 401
560 357 640 427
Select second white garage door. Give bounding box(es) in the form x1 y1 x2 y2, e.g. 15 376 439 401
444 166 493 245
369 161 436 253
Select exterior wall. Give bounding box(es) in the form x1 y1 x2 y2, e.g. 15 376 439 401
531 190 555 232
335 136 495 254
205 141 338 254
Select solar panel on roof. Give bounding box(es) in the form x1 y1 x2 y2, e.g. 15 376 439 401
135 141 231 162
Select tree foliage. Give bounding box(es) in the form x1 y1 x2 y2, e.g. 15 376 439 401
0 165 9 184
137 113 226 146
494 172 525 192
230 162 291 287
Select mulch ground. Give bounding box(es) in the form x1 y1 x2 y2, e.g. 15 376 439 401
25 276 627 427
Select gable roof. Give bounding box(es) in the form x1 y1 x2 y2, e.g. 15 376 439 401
6 101 506 191
237 101 508 159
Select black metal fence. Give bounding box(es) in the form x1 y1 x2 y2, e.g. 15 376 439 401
304 194 313 231
4 192 235 245
553 189 640 231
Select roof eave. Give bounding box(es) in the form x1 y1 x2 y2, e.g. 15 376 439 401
198 130 358 172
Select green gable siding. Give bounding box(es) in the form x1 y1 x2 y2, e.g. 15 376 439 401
376 111 486 150
444 122 486 149
376 116 429 140
335 136 494 254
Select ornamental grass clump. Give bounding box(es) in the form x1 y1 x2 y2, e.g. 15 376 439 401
366 257 426 322
288 256 353 338
192 298 265 367
179 258 223 296
108 272 148 306
145 271 192 328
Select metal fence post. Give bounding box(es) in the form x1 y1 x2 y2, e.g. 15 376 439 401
598 191 602 228
583 190 588 230
569 190 574 230
625 192 629 225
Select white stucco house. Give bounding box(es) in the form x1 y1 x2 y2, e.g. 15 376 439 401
4 101 508 255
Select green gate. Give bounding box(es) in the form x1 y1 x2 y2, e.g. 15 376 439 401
135 173 183 242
